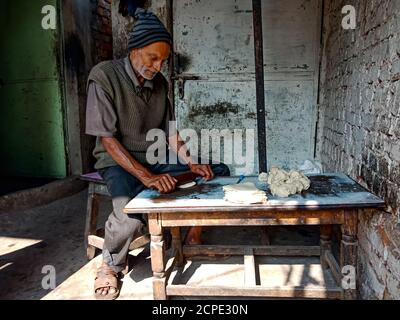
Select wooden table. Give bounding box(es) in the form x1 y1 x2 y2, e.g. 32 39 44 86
124 173 385 300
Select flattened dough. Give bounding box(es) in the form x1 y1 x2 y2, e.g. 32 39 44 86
223 182 268 204
177 181 196 189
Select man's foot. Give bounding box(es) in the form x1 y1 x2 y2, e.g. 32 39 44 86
185 226 203 245
94 263 121 300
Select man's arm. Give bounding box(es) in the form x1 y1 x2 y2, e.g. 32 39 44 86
168 133 214 181
101 137 177 193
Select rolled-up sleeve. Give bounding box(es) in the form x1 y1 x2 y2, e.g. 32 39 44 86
85 81 117 137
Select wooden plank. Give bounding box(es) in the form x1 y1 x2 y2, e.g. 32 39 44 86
161 210 344 227
166 285 342 299
88 235 103 250
125 199 385 214
244 248 256 286
129 234 150 250
255 245 321 256
88 234 150 251
325 250 341 286
183 245 321 257
164 209 344 220
163 217 338 226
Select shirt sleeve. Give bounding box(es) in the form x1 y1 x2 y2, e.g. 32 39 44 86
85 81 118 138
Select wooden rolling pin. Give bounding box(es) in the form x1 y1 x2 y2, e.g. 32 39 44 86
173 171 202 186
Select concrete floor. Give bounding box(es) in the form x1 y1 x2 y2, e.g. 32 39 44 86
1 188 333 300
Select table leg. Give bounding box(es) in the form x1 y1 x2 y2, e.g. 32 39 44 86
320 225 332 269
149 213 167 300
340 209 358 300
171 227 184 267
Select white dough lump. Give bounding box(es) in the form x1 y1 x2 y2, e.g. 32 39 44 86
258 166 311 197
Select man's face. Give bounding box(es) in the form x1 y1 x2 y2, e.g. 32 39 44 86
130 42 171 80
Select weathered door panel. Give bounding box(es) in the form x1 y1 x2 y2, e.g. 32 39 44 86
261 0 320 73
176 81 258 174
173 0 321 173
174 0 255 74
265 80 316 168
0 0 66 178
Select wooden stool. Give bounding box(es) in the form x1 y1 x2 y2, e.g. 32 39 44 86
81 172 150 261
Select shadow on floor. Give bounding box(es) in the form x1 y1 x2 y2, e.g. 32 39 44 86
0 176 56 196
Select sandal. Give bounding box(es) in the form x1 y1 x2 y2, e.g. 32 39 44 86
94 264 120 300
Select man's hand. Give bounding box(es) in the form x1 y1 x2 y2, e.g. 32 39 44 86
100 137 178 194
142 173 178 194
189 164 214 181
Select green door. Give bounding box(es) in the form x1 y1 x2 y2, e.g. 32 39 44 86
0 0 66 178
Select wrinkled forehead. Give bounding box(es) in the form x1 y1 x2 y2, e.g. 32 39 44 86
139 41 171 59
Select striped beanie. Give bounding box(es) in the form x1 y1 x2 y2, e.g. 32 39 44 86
128 8 172 50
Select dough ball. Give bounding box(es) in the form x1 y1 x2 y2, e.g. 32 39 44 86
267 166 311 197
258 172 269 182
270 182 291 197
267 167 289 184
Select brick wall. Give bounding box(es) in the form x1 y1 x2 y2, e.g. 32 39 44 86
91 0 113 63
317 0 400 299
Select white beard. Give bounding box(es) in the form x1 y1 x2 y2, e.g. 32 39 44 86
137 67 157 80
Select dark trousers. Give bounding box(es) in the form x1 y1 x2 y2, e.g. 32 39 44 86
99 161 230 273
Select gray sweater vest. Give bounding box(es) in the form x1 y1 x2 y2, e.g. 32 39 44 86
87 59 172 169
